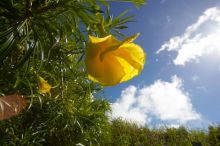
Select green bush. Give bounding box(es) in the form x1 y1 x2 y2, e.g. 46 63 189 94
208 125 220 146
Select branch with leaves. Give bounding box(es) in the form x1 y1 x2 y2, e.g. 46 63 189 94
0 0 146 145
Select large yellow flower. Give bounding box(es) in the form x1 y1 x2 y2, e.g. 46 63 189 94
85 33 146 86
38 76 52 93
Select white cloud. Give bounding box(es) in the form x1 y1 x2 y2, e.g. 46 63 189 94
157 7 220 65
192 75 199 81
110 76 200 126
110 86 150 125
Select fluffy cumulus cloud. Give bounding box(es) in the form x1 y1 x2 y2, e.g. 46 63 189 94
157 7 220 65
110 76 200 126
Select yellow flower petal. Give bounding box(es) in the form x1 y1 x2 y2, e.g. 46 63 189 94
86 53 125 86
114 43 146 71
38 76 52 93
89 35 111 44
112 43 145 82
114 56 140 83
86 35 120 78
122 33 140 44
89 35 120 52
85 34 146 86
91 55 126 86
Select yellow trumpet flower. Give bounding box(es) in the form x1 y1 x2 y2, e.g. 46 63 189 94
38 76 52 93
85 33 146 86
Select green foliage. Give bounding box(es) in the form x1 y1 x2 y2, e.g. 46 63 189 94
164 126 191 146
109 118 141 146
0 94 111 145
0 0 145 145
0 0 144 95
190 130 210 146
102 119 220 146
0 54 111 145
208 125 220 146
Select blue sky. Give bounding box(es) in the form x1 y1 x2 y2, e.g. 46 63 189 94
104 0 220 129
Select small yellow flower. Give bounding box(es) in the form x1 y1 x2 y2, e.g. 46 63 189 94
38 76 52 93
85 33 146 86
